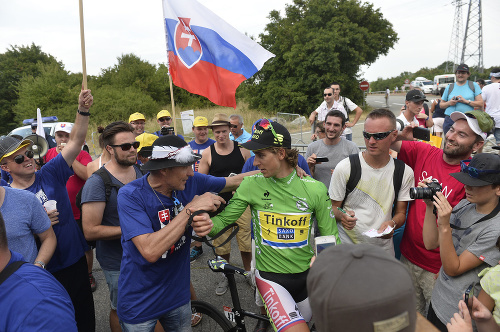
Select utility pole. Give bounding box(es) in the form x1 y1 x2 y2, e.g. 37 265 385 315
446 0 463 73
461 0 484 73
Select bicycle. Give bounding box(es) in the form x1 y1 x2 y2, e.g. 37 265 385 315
191 257 270 331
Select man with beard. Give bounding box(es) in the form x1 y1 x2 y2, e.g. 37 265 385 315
306 110 359 188
81 121 143 332
390 110 493 316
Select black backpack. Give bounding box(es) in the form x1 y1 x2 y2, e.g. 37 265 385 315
341 154 406 217
448 80 476 96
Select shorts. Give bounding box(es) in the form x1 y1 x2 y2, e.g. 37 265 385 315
432 117 444 133
494 127 500 143
103 269 120 310
214 206 251 255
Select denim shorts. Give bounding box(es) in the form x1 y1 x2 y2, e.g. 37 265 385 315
120 301 191 332
103 269 120 310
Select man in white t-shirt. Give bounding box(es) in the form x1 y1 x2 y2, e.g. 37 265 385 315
481 67 500 145
330 108 414 254
309 82 363 141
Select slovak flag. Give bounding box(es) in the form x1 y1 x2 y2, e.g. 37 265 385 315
162 0 275 108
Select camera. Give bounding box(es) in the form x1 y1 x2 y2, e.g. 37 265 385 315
160 126 175 136
409 178 442 201
452 96 459 101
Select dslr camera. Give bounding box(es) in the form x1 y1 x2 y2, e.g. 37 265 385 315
160 126 175 136
409 178 442 201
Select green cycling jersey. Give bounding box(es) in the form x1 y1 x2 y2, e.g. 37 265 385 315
210 170 340 274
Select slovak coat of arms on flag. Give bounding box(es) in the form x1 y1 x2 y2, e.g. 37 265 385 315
174 18 202 69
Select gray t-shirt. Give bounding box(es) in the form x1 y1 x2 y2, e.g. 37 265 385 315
80 166 143 271
1 187 51 262
431 199 500 328
305 138 359 188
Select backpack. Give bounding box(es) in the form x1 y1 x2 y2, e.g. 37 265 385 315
447 80 476 96
341 154 406 217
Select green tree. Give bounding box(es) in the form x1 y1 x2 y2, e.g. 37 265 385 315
0 44 62 132
243 0 397 114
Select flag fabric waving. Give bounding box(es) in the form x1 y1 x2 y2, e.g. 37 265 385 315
162 0 275 108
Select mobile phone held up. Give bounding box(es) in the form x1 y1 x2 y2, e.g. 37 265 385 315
464 283 474 312
413 127 431 141
315 235 337 256
315 157 329 163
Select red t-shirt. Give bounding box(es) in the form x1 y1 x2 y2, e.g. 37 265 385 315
398 141 466 274
44 148 93 220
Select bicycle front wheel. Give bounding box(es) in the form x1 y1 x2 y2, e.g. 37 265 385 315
191 300 233 332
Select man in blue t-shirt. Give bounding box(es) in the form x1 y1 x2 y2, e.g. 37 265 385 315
440 63 484 135
116 135 256 331
0 89 95 331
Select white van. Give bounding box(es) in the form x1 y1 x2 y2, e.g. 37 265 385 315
410 80 433 94
433 74 456 95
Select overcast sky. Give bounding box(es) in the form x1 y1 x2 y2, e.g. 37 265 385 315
1 0 499 82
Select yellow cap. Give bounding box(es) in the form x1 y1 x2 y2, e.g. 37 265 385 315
129 112 146 123
157 110 172 120
135 133 158 152
193 116 209 127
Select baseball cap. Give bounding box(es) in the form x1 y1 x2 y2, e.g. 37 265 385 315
450 111 490 140
307 244 416 332
157 110 171 120
128 112 146 123
405 89 428 102
210 113 231 128
451 153 500 186
135 132 158 153
193 116 209 127
31 122 38 129
141 135 201 171
241 118 291 151
54 123 73 134
456 63 470 72
0 136 34 163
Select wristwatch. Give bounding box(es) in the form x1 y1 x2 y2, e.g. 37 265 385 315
34 260 46 269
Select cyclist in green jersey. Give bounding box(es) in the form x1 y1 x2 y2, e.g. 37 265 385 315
200 119 340 332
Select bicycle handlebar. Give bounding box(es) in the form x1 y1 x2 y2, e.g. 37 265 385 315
208 258 248 276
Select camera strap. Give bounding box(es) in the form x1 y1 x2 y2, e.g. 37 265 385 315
185 209 239 248
450 201 500 231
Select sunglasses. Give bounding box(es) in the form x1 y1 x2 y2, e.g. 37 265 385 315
258 118 283 146
11 150 35 164
460 160 500 179
362 130 394 140
158 117 171 122
109 141 140 151
323 93 333 97
230 124 238 129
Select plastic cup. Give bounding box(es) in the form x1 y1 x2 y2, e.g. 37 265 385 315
43 200 57 212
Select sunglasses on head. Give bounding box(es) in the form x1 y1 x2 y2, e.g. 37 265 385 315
323 93 333 97
258 118 283 145
460 160 500 179
109 141 140 151
158 117 171 122
11 150 35 164
362 130 394 140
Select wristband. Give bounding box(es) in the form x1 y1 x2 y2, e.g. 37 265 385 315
34 261 46 269
391 220 397 229
77 109 91 116
185 208 192 216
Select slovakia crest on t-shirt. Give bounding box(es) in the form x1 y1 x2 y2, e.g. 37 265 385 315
174 17 202 69
158 209 171 228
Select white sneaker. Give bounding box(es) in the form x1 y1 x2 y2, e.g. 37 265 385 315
216 276 228 296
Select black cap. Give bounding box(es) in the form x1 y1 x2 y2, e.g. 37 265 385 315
456 64 470 72
405 89 429 102
241 119 291 151
450 153 500 186
141 135 201 171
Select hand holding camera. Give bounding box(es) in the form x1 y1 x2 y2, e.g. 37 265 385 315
413 178 452 224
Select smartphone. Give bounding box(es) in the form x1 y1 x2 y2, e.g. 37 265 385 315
315 157 329 163
413 127 430 141
464 283 474 312
315 235 337 256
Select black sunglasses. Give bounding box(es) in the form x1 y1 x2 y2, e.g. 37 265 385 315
323 93 333 97
362 130 394 140
12 150 35 164
158 117 171 122
109 141 140 151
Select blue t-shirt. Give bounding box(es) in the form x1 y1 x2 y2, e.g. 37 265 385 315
229 129 252 143
80 166 143 271
442 81 481 116
20 153 87 273
117 172 225 324
1 187 51 263
189 138 215 172
0 251 77 332
242 154 311 175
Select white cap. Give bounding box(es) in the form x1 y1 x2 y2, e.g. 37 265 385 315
450 112 487 140
54 123 73 134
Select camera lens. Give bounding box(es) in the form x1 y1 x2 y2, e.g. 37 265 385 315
409 187 433 200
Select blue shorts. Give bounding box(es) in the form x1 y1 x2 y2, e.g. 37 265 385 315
103 269 120 310
120 301 191 332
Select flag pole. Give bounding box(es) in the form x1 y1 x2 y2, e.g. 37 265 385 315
79 0 88 90
168 74 177 134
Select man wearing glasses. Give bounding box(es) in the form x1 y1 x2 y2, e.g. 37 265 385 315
440 63 484 135
80 121 143 332
153 110 184 139
0 89 95 331
390 110 493 316
128 112 146 137
330 108 414 254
